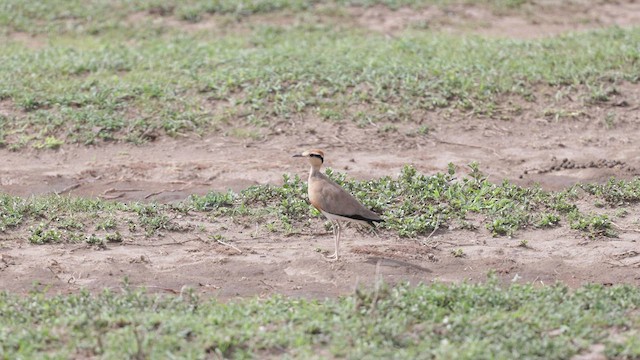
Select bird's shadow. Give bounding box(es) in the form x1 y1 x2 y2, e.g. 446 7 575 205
365 257 433 273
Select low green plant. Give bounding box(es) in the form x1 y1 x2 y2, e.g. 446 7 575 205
85 234 104 245
57 217 84 230
131 203 183 235
105 232 123 242
536 212 560 228
451 248 465 257
580 178 640 205
29 223 62 244
1 166 638 243
189 191 236 211
568 210 616 239
96 217 117 231
1 5 639 148
32 136 64 149
1 280 638 359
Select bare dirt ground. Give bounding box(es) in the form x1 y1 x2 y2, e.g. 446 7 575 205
1 3 640 299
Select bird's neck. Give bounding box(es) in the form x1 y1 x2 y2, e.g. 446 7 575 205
309 165 321 179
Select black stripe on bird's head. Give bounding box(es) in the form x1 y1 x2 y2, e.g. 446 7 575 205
309 153 324 163
293 149 324 163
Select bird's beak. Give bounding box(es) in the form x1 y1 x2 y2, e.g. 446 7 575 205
292 154 304 158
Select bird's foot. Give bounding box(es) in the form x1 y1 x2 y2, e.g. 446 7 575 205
323 252 339 262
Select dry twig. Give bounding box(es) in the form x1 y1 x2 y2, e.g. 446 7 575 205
610 222 640 233
214 237 242 254
144 186 186 199
56 183 80 195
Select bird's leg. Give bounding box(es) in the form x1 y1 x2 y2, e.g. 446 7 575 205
335 220 341 260
324 220 341 261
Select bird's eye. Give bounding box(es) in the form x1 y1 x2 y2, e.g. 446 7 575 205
310 154 324 162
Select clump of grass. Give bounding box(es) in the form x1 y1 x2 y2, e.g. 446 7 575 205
32 136 64 150
450 248 465 257
580 178 640 206
189 190 236 211
105 232 123 242
0 195 27 231
536 212 561 228
0 194 132 242
96 217 117 231
567 210 616 239
130 203 186 235
29 223 62 244
85 233 105 246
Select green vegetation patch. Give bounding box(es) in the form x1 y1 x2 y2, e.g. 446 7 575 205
189 165 628 238
1 280 639 358
580 178 640 206
2 166 638 242
0 193 185 244
0 0 537 35
1 0 639 148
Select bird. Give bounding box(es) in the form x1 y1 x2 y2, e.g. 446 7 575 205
293 149 383 261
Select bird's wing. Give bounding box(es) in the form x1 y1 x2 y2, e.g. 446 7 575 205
312 176 381 221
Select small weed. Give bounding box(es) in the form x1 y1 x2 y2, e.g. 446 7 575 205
32 136 64 150
406 124 430 137
96 218 117 231
45 136 64 149
487 216 519 237
451 248 465 258
588 85 618 104
568 211 617 239
177 6 203 23
537 213 560 228
417 125 430 135
378 124 398 133
29 224 62 244
127 220 137 233
265 222 277 232
67 232 84 243
85 234 104 245
132 204 183 235
457 219 478 230
105 232 123 243
211 234 224 241
190 191 235 211
543 108 584 121
604 112 616 129
614 208 628 218
468 161 486 183
227 128 262 140
57 217 84 230
580 178 640 205
318 107 343 121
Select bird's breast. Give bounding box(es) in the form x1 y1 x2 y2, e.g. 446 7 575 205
308 188 322 211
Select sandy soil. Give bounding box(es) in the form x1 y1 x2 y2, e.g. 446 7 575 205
1 3 640 299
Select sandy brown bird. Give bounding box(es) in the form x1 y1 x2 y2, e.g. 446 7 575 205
293 149 383 260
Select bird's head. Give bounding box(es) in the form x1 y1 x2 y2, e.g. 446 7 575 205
293 149 324 167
